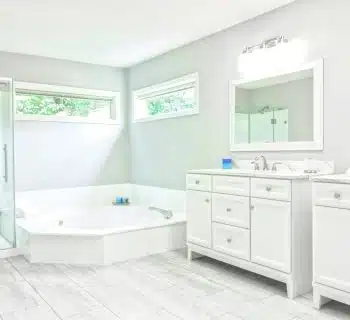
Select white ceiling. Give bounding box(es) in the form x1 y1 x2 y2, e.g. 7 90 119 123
0 0 295 67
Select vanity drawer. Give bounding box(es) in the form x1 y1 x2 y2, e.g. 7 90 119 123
212 223 250 261
186 174 212 191
251 178 291 201
313 182 350 209
213 175 250 196
212 193 250 229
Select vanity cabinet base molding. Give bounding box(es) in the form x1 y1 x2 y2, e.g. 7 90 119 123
313 283 348 309
187 172 313 299
188 243 297 298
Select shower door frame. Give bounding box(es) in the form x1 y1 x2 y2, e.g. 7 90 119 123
0 77 17 250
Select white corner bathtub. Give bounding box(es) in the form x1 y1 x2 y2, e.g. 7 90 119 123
16 184 186 265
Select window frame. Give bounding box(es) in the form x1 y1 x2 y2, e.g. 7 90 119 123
132 73 199 123
14 82 121 125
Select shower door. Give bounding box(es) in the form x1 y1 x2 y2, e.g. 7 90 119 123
0 78 16 249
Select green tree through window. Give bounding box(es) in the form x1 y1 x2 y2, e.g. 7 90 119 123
16 94 110 118
147 88 195 116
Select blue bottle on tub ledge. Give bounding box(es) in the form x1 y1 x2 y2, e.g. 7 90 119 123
113 197 130 205
222 158 233 169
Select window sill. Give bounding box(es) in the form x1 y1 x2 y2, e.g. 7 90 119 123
15 115 120 125
132 109 199 123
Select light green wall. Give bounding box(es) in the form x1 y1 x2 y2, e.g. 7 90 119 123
128 0 350 189
0 51 130 191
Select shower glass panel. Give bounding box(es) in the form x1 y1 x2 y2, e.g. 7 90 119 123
0 78 16 249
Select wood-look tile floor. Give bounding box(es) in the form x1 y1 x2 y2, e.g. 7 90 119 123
0 250 349 319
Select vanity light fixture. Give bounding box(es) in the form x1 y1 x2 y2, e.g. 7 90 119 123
238 36 308 77
242 36 288 55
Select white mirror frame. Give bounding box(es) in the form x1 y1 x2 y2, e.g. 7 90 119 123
230 59 324 152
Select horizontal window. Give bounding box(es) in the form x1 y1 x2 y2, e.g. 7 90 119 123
132 73 198 122
15 82 120 125
16 93 112 119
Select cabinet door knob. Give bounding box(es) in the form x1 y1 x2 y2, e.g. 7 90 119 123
250 205 254 210
205 198 210 203
226 208 232 212
195 180 200 185
227 238 232 244
334 192 341 199
266 186 272 192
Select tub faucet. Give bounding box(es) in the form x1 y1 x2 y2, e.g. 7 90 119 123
149 206 173 219
254 155 268 171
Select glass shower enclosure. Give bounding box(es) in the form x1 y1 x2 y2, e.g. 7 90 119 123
0 78 16 250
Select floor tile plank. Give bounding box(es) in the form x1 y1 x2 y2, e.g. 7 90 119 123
2 253 350 320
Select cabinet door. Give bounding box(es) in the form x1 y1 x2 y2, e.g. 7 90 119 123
251 198 291 273
314 206 350 293
186 190 211 248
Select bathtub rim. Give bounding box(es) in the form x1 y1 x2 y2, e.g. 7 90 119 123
17 219 186 237
16 207 186 237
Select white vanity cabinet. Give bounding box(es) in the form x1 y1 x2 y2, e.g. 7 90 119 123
186 170 313 299
312 176 350 308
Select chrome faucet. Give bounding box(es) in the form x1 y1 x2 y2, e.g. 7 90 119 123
251 159 259 171
254 155 268 171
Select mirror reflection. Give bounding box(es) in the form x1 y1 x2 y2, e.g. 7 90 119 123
233 69 314 145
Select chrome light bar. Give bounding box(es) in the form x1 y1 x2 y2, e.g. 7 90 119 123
242 36 288 54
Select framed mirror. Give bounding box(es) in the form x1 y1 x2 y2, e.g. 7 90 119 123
230 60 323 151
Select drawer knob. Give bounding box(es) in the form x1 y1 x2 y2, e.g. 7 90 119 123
250 205 254 210
266 186 272 192
205 198 210 203
227 238 232 244
226 208 232 212
334 192 341 199
195 180 200 185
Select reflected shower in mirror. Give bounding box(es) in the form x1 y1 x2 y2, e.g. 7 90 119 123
231 60 323 151
235 77 313 144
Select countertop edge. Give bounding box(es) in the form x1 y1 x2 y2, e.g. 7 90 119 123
187 169 310 180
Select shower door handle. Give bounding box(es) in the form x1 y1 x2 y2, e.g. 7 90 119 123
3 144 8 183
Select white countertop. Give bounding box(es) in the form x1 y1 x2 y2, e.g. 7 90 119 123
311 174 350 184
188 168 311 180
